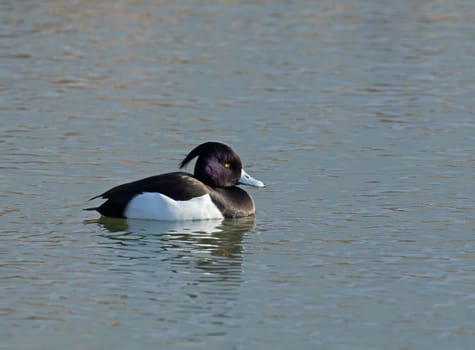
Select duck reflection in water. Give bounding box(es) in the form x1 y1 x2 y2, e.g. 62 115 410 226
93 216 256 281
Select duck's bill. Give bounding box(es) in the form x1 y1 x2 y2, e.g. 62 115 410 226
238 169 265 188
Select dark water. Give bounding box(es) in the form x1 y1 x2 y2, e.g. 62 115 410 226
1 1 475 349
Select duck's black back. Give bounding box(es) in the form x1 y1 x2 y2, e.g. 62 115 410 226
90 172 210 218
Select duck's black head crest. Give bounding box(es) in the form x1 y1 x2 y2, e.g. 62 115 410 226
179 142 243 187
179 142 234 169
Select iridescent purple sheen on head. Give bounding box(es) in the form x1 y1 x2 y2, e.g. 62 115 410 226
180 142 242 187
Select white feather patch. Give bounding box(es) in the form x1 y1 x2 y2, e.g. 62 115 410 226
124 192 224 221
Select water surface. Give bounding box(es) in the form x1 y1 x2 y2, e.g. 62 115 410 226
1 1 474 349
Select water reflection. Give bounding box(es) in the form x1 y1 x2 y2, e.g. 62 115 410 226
91 216 255 282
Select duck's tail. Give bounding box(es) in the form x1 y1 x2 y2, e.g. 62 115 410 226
83 207 99 212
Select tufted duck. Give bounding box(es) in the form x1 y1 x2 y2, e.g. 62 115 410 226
86 142 265 220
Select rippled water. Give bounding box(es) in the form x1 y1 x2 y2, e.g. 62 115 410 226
1 1 475 349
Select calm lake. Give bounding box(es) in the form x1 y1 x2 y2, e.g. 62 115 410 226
1 0 474 349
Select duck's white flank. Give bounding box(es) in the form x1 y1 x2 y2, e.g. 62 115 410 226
124 193 224 221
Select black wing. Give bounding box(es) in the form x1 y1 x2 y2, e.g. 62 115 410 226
87 172 210 218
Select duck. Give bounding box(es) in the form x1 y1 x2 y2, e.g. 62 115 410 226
85 142 265 220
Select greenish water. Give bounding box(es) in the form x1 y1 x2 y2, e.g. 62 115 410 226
1 1 474 349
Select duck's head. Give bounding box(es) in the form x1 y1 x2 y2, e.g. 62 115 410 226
180 142 265 188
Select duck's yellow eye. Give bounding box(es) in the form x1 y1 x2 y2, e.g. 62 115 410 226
224 163 230 168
